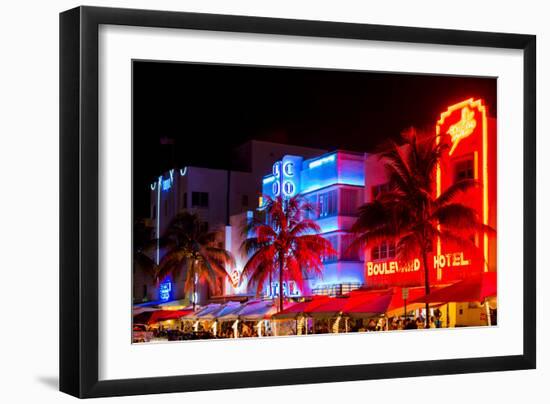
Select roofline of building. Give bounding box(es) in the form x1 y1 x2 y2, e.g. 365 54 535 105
235 138 327 152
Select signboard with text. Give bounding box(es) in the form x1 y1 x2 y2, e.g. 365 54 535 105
366 250 483 288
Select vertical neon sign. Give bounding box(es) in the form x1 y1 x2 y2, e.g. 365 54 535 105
436 98 489 274
156 175 161 264
267 156 303 199
159 279 172 301
272 161 281 196
281 155 302 198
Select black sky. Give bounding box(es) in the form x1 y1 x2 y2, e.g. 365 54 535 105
133 61 496 218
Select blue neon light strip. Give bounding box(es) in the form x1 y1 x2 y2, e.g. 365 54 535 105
262 175 275 184
156 176 161 264
301 180 364 195
308 153 336 169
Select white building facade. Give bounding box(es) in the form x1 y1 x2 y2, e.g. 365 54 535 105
138 141 325 306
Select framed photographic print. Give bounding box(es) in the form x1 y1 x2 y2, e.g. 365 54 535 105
59 6 536 399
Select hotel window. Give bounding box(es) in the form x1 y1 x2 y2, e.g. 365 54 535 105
321 235 338 262
340 188 359 216
372 245 380 260
372 182 391 199
454 156 474 182
192 191 209 208
371 241 396 260
341 234 359 261
388 242 396 258
304 195 317 219
379 241 388 259
318 190 337 218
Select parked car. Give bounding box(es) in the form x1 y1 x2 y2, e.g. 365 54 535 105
132 324 154 343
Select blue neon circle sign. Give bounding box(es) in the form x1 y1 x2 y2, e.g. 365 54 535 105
272 162 281 177
272 181 281 196
283 181 295 196
283 161 294 177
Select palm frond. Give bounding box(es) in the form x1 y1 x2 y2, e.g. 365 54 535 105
435 179 479 208
289 220 321 237
432 203 488 234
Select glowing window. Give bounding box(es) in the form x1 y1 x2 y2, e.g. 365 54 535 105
379 241 388 259
321 235 338 263
318 190 337 218
372 245 379 260
340 188 359 216
454 156 475 182
305 195 318 219
371 241 395 260
341 234 359 261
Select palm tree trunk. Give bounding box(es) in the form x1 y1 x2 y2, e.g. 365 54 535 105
421 248 431 329
191 261 197 312
278 254 284 313
192 279 196 312
269 272 273 305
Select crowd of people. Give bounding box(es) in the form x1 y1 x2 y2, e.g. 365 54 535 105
387 314 443 330
140 309 446 341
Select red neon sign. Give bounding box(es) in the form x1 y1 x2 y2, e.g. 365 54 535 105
436 98 489 274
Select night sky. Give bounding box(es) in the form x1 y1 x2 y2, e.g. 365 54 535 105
133 61 496 218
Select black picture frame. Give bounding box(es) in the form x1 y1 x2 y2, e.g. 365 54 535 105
60 5 536 399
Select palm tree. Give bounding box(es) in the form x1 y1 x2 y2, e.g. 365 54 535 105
134 248 159 284
157 212 235 311
352 130 492 328
242 195 336 312
133 219 160 302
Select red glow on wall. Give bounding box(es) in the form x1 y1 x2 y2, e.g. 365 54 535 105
365 98 497 289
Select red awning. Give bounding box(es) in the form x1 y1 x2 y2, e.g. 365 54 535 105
387 287 432 311
134 309 193 325
350 286 446 317
272 296 331 319
344 290 394 317
411 272 497 304
306 296 351 317
271 282 469 320
274 291 394 319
